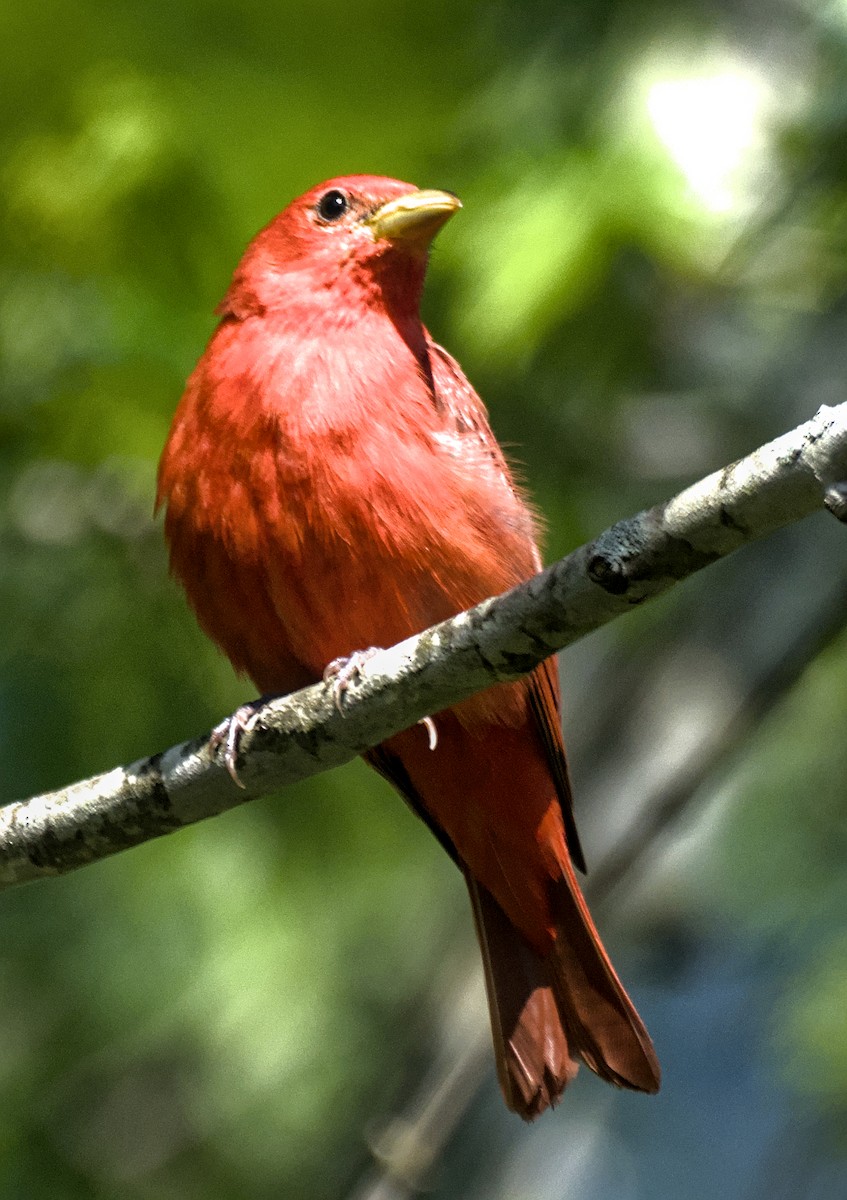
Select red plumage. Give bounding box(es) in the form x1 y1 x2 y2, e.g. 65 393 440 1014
157 175 659 1117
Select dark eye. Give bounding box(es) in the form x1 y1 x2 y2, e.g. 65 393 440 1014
315 189 350 222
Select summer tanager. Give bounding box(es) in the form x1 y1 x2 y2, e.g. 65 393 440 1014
157 176 660 1118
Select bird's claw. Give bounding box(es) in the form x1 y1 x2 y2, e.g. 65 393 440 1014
419 715 438 750
209 702 263 788
323 647 382 712
323 651 437 748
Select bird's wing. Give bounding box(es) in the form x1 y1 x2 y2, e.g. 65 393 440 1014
426 339 530 511
426 338 585 874
526 658 586 873
364 741 461 865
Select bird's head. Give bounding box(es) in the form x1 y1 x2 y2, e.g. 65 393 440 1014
221 175 461 321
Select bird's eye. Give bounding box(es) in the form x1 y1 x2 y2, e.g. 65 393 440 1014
315 189 350 222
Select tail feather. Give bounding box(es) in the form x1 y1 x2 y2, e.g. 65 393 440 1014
467 874 577 1118
548 877 660 1093
467 872 659 1120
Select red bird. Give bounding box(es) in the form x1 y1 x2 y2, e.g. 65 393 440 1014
157 176 660 1118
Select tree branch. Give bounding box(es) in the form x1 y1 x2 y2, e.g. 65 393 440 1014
1 402 845 890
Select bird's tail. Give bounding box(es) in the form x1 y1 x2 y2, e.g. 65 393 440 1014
466 870 660 1120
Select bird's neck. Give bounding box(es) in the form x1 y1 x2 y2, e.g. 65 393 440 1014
217 249 435 417
349 251 431 376
353 248 428 320
222 244 428 327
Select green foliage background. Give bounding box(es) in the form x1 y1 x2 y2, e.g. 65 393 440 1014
1 1 846 1196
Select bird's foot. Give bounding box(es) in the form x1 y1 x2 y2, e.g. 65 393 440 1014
324 647 382 711
324 650 437 748
209 700 265 789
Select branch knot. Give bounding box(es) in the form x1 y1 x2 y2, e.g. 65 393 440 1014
586 552 629 595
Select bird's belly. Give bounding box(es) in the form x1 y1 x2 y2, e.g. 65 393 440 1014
262 519 480 681
256 443 530 684
167 418 538 727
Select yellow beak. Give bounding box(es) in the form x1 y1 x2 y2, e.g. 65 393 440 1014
367 189 462 245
